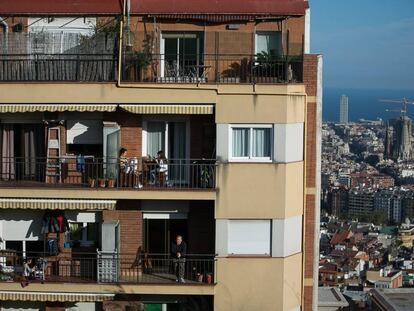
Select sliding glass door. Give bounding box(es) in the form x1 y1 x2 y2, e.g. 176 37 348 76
161 32 203 79
145 121 189 185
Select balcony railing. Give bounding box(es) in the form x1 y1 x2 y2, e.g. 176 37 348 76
0 54 117 81
0 251 215 285
123 53 303 84
0 157 216 190
0 53 303 83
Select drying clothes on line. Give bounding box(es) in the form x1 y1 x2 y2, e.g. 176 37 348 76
41 212 59 234
55 213 69 233
47 239 58 256
41 211 69 234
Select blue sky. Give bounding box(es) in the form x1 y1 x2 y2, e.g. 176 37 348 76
310 0 414 90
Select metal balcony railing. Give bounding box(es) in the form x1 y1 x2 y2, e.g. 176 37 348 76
0 157 217 190
0 53 303 83
0 251 215 285
124 53 303 83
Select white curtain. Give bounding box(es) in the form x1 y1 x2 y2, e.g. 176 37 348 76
232 128 249 157
170 122 187 183
252 128 271 158
147 122 166 158
172 122 186 159
256 32 282 56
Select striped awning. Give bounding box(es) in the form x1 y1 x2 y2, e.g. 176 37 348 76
0 291 114 302
0 104 117 113
0 199 116 210
120 104 214 115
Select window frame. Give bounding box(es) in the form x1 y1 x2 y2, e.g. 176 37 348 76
255 30 283 56
228 124 273 162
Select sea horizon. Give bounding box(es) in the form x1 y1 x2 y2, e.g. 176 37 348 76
323 87 414 122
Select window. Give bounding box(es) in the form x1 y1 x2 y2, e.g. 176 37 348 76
227 220 271 256
230 125 272 161
69 222 99 247
255 31 282 56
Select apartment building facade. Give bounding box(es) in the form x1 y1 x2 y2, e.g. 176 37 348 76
0 0 322 310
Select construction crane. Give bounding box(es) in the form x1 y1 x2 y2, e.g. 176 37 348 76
380 98 414 117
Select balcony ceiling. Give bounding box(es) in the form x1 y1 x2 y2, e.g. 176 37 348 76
0 0 308 16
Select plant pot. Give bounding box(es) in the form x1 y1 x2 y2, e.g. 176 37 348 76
98 179 106 188
206 273 213 284
88 179 96 188
107 179 115 188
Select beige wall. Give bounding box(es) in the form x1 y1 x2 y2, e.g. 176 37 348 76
216 162 303 219
216 93 305 124
214 254 302 311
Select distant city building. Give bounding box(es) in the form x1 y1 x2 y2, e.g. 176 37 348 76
374 190 393 221
348 188 375 218
399 221 414 248
339 94 349 124
394 116 413 161
350 173 394 189
385 117 413 161
328 186 348 217
338 174 351 188
384 122 395 159
371 288 414 311
402 195 414 221
392 195 403 224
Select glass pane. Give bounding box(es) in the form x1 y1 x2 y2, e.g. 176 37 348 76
87 223 98 241
252 128 271 158
147 122 166 158
256 31 282 56
169 122 186 159
69 223 82 241
232 128 249 157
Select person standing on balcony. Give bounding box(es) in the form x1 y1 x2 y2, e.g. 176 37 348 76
171 235 187 283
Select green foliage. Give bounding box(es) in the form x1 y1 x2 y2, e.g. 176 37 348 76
359 210 389 225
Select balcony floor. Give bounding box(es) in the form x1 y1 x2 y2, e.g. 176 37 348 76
0 180 214 191
8 272 205 285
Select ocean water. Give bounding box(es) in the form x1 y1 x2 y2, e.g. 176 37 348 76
323 88 414 122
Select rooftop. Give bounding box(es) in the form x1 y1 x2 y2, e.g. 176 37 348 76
318 287 349 308
0 0 309 16
371 288 414 311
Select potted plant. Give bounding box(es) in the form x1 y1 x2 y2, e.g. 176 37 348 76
107 174 116 188
124 50 151 81
97 177 106 188
88 178 96 188
194 160 214 188
13 23 24 33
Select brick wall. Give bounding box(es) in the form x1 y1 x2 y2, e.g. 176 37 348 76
127 16 305 56
103 201 143 255
115 111 142 158
302 54 320 311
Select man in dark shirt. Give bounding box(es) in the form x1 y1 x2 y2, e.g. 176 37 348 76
171 235 187 283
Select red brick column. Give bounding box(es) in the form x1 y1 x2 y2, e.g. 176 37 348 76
302 54 321 311
103 205 142 255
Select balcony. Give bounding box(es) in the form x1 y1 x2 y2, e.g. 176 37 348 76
0 53 303 83
0 157 216 190
0 54 116 81
0 251 215 285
